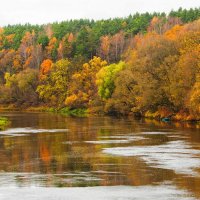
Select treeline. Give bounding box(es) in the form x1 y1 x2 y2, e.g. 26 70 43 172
0 8 199 120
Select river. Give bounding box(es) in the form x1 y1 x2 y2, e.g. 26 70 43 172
0 112 199 199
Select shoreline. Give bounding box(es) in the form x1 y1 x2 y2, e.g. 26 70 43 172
0 105 199 123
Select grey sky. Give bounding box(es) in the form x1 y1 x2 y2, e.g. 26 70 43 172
0 0 199 26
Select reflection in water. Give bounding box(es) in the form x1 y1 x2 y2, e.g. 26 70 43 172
0 128 68 136
0 112 199 199
85 135 145 144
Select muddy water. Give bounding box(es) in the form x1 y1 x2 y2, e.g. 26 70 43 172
0 112 199 199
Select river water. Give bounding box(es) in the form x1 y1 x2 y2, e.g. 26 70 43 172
0 112 199 199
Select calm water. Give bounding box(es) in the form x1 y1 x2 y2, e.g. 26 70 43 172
0 112 200 199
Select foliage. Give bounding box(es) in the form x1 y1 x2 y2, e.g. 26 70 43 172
37 59 70 107
96 61 125 99
39 59 53 80
0 69 39 106
108 19 200 117
65 56 107 108
0 8 199 120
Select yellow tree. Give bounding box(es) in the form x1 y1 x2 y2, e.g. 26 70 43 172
189 75 200 117
65 56 107 108
37 59 71 107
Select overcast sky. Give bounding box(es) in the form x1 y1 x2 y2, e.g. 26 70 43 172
0 0 199 26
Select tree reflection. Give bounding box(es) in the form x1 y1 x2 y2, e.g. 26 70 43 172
0 113 199 198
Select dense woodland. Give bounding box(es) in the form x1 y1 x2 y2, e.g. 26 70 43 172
0 7 200 120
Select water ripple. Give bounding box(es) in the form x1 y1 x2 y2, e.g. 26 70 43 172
103 140 200 176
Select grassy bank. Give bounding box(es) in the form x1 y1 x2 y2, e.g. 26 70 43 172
59 107 88 117
0 104 199 122
25 106 88 117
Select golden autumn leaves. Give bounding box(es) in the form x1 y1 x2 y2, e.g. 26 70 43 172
0 13 199 120
29 19 200 119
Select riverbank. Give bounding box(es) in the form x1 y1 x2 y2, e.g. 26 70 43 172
0 105 199 122
144 108 200 122
0 105 89 117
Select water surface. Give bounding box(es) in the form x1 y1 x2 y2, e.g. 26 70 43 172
0 112 199 199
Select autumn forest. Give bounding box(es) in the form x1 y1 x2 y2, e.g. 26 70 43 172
0 7 200 120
